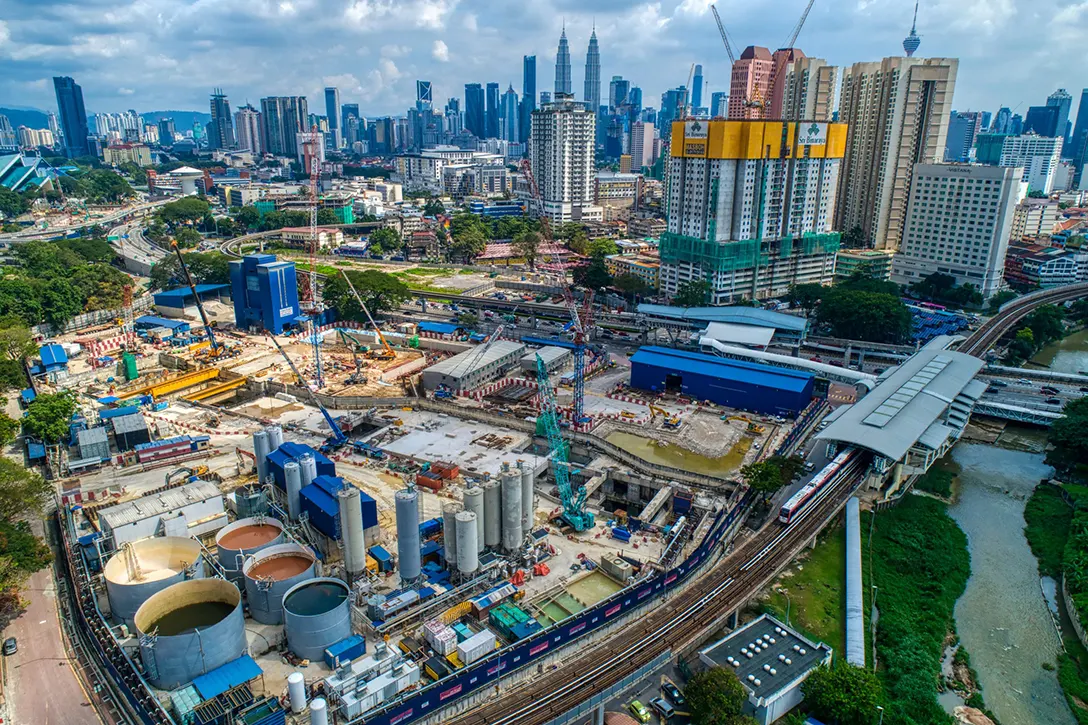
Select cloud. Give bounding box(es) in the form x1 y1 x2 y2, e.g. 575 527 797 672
0 20 9 46
675 0 713 16
381 44 411 58
118 87 134 95
432 39 449 62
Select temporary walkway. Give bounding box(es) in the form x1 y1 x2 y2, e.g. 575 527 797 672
844 497 865 667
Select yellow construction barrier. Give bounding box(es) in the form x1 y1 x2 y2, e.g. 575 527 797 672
183 377 248 402
117 368 220 400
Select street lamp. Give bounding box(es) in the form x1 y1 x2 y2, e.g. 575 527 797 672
876 705 884 725
783 591 791 626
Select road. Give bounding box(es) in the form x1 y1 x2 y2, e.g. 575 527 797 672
0 199 170 243
979 376 1087 412
1 520 98 725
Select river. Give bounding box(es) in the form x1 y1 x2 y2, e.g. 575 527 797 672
1031 327 1088 374
947 442 1074 725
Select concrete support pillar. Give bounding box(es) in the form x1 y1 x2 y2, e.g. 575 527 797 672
593 703 605 725
844 344 853 367
727 608 739 629
858 350 866 369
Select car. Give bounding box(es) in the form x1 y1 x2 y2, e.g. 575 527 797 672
1017 378 1030 385
1042 386 1059 394
3 637 16 655
989 380 1008 388
661 682 685 706
847 364 859 371
1046 397 1062 405
1080 387 1088 393
628 700 652 723
804 461 817 472
650 697 676 719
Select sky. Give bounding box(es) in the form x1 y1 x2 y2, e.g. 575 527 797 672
0 0 1083 120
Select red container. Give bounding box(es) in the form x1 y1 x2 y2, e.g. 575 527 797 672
416 475 444 492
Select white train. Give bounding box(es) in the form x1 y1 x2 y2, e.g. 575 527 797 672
778 448 858 524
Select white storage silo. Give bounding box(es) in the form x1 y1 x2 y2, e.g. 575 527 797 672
456 511 478 575
266 424 284 451
287 671 306 713
252 430 270 483
284 461 302 521
299 453 317 486
462 487 485 553
338 487 366 577
395 489 421 583
482 480 501 549
501 470 522 552
442 503 460 569
519 461 534 533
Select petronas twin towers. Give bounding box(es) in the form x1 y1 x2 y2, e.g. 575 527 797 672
554 26 600 110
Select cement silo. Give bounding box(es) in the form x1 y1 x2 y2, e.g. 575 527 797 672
267 424 284 451
395 489 421 583
501 470 523 552
242 543 317 625
299 453 317 486
283 578 352 661
519 462 534 532
216 517 286 585
253 430 271 482
284 461 302 521
455 511 478 575
134 578 247 690
442 504 460 569
462 487 485 553
104 537 204 628
338 487 366 579
482 480 501 549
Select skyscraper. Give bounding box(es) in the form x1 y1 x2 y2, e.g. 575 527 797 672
208 88 235 150
1048 88 1073 145
53 76 89 158
728 47 773 119
501 85 520 142
485 82 501 139
234 104 262 154
444 98 462 136
944 111 983 162
1024 106 1060 138
992 106 1012 134
609 76 630 112
710 92 729 118
540 92 552 106
157 118 176 146
1001 134 1064 193
658 87 688 139
554 27 572 97
464 83 485 137
325 87 341 148
521 55 538 144
692 64 704 110
1069 90 1088 182
0 116 16 152
584 29 600 111
46 111 62 146
416 81 433 111
259 96 308 157
836 56 959 250
530 97 596 222
629 121 655 169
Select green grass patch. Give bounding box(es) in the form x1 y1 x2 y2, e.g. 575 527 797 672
764 524 847 657
864 495 971 725
1024 483 1074 577
1059 639 1088 725
915 457 960 499
401 267 453 276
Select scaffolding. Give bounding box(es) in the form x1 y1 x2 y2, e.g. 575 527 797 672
659 230 841 273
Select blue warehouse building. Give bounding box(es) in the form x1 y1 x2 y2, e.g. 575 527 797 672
228 254 300 334
153 284 230 317
629 347 814 417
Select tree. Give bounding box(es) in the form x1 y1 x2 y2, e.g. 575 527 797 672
81 169 134 203
150 251 230 291
234 205 261 230
612 273 652 298
449 213 491 242
173 227 203 249
1047 397 1088 481
450 226 487 263
322 269 411 320
587 238 618 258
841 225 865 249
816 289 912 344
59 237 115 263
741 455 804 498
367 227 401 255
0 187 28 218
674 279 711 307
15 241 83 278
158 196 211 228
21 391 77 444
801 662 883 725
573 257 612 290
786 283 825 315
423 198 445 217
565 229 589 256
0 317 38 363
316 208 339 226
1026 304 1065 345
457 312 479 328
987 289 1017 313
35 278 84 328
1005 326 1035 365
513 230 542 269
0 413 18 446
685 666 748 725
0 457 52 520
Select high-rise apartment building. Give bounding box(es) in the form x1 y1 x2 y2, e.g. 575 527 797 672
660 120 846 302
529 97 597 222
500 85 519 142
157 118 176 146
208 88 235 150
728 47 773 120
554 28 572 97
692 65 704 111
234 104 262 154
324 87 341 148
629 121 655 169
944 111 983 162
464 84 485 138
584 30 600 112
835 56 959 250
891 163 1022 298
485 82 501 139
260 96 308 157
53 76 90 158
0 116 16 152
773 55 837 122
46 111 62 146
1000 134 1063 194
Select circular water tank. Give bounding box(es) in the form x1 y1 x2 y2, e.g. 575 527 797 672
104 537 205 628
134 578 247 690
282 578 352 661
243 543 317 624
216 517 285 584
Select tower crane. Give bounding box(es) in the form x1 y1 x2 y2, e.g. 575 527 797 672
301 124 325 388
710 5 739 66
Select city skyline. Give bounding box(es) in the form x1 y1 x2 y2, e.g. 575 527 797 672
0 0 1076 119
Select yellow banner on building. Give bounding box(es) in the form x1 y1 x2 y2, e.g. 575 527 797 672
670 120 847 160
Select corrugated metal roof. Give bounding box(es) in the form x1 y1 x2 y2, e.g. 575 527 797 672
425 340 526 380
192 654 262 700
815 341 984 461
637 304 808 332
134 316 190 330
111 412 148 434
419 321 461 334
154 284 230 300
39 344 68 367
700 322 774 348
99 480 222 529
135 435 192 451
99 406 141 420
630 347 813 393
521 346 571 364
77 427 109 446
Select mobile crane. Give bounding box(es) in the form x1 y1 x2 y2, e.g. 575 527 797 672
267 334 349 451
171 240 234 361
339 270 397 361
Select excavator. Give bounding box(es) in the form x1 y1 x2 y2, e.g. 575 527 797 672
171 239 236 362
340 270 396 361
723 414 765 435
647 403 682 429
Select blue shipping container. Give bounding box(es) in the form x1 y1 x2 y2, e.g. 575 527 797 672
324 634 367 669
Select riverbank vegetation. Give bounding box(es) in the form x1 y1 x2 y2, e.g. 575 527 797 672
914 458 960 500
1047 398 1088 483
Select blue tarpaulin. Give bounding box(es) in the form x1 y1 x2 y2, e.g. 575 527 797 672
192 654 262 700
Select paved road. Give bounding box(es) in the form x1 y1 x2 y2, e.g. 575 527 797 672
1 520 98 725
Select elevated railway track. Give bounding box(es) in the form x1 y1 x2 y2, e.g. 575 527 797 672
958 283 1088 357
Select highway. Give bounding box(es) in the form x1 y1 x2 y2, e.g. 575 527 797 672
442 454 867 725
0 199 171 243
